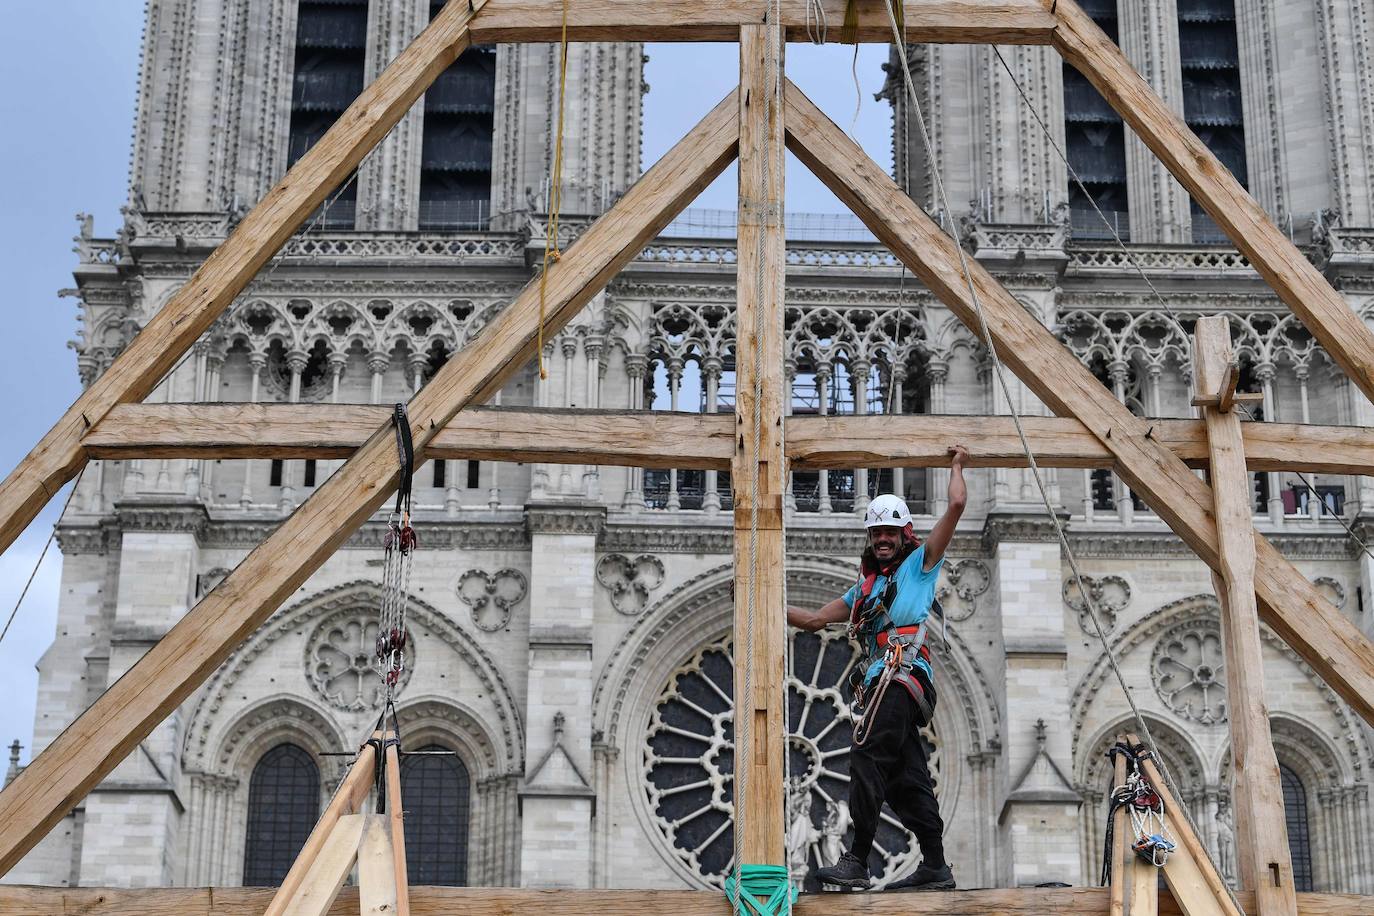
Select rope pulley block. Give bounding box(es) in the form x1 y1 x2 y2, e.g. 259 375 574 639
375 403 418 693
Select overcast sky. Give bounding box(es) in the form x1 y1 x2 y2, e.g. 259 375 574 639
0 8 892 765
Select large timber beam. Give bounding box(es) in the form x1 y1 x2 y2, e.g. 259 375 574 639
0 89 740 877
731 21 789 876
82 405 1374 476
1051 0 1374 407
1 886 1371 915
82 404 738 468
468 0 1055 44
0 0 487 557
783 81 1374 725
1195 318 1298 916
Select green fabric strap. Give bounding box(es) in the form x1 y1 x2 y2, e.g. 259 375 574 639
725 864 796 916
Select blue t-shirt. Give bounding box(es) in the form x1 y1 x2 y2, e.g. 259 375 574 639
843 545 944 685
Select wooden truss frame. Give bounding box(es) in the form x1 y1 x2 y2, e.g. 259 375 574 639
3 1 1374 913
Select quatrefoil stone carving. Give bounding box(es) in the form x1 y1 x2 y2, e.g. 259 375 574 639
457 568 528 632
596 554 666 616
1063 574 1132 634
935 559 991 622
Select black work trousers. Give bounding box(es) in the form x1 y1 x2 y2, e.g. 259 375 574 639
848 673 945 868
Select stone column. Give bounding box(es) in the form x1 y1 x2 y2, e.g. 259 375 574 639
369 351 389 404
559 336 579 495
816 362 832 515
702 356 722 514
239 353 266 508
278 349 308 512
530 341 556 501
1107 361 1134 524
853 358 872 514
1255 362 1286 526
519 505 603 887
79 501 206 886
928 359 949 516
582 336 603 499
666 357 682 511
985 514 1081 887
622 355 647 511
890 363 907 502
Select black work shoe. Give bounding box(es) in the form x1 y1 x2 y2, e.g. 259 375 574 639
887 861 956 891
814 851 871 889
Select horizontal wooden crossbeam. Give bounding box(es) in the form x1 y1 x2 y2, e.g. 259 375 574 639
0 885 1368 915
784 80 1374 726
467 0 1056 44
82 404 1374 475
0 89 742 878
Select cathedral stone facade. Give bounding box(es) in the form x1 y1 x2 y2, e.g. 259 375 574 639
5 0 1374 895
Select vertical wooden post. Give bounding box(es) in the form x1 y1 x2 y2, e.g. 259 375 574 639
264 734 379 916
384 733 410 916
1109 739 1128 916
1127 732 1243 916
1192 317 1299 916
732 21 787 873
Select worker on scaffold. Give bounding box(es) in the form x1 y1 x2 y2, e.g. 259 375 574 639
786 445 969 892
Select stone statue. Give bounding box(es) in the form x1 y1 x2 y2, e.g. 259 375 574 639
820 799 851 868
785 781 818 892
1214 802 1236 885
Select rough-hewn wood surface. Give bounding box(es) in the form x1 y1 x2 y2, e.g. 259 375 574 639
84 405 1374 475
1195 319 1298 916
784 79 1374 726
1 886 1369 915
0 91 740 878
731 22 789 870
1053 0 1374 408
469 0 1055 44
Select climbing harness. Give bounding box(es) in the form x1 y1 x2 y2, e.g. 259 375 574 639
1101 742 1175 883
375 404 417 697
851 620 931 746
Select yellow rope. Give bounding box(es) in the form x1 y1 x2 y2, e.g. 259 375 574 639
537 0 571 380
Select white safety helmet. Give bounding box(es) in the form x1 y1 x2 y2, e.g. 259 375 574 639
864 493 912 529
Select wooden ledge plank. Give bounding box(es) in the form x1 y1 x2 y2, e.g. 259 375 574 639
0 886 1369 915
470 0 1056 44
84 405 1374 475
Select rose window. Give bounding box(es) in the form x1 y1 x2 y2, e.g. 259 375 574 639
307 614 412 712
643 628 939 891
1151 622 1227 725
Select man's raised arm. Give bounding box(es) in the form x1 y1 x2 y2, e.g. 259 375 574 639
922 445 969 572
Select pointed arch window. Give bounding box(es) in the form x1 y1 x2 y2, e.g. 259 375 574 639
400 744 471 885
1063 0 1129 240
419 1 496 229
288 1 370 229
1279 763 1314 892
243 743 321 886
1178 0 1247 242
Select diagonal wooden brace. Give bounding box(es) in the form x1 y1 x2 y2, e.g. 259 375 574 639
782 80 1374 725
0 0 490 558
1052 0 1374 407
0 88 740 877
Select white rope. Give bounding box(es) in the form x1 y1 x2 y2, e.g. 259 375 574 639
885 16 1248 905
877 0 1227 879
